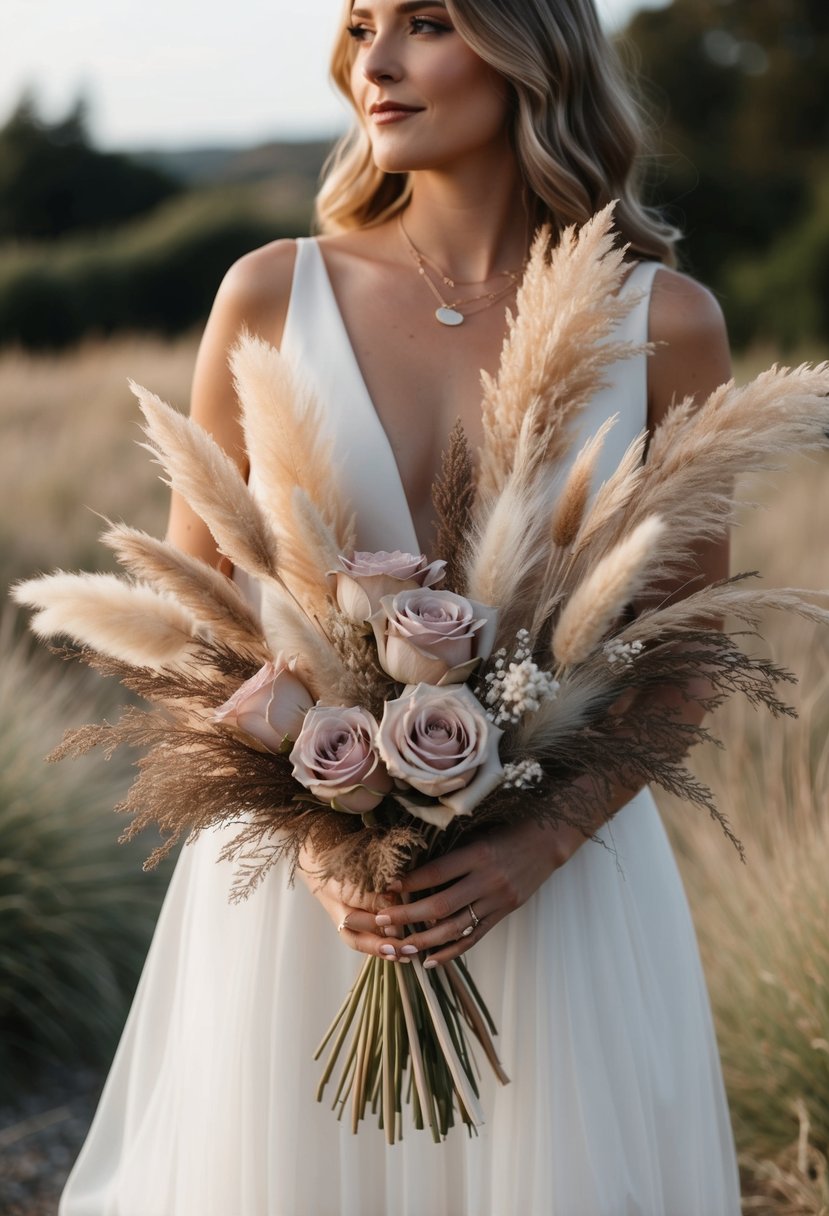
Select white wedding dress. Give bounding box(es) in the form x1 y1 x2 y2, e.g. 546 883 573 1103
59 240 741 1216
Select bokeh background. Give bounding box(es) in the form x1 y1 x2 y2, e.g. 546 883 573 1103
1 1 827 1212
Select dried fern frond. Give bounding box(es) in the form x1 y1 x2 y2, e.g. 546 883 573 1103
100 522 267 658
432 420 476 593
12 572 201 670
552 516 666 667
131 380 282 583
477 204 644 497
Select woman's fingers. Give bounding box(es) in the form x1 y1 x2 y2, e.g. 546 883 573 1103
393 898 493 955
374 876 480 931
392 841 484 894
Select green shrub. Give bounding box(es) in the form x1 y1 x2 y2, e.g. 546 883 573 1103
0 186 309 350
0 614 171 1099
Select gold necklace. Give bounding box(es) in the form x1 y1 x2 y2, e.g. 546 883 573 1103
398 214 521 327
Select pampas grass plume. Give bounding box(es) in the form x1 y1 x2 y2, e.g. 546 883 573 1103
552 516 665 667
12 572 200 669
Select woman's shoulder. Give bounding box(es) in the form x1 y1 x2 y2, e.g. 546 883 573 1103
646 266 732 423
648 265 727 350
215 237 300 347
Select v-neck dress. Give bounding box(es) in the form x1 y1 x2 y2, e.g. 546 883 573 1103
59 238 742 1216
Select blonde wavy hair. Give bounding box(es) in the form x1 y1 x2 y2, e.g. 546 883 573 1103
315 0 677 264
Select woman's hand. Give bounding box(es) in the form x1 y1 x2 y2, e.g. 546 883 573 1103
372 817 587 967
296 851 416 963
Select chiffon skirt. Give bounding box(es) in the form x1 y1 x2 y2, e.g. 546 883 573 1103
59 789 741 1216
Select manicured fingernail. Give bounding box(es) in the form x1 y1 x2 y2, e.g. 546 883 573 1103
375 914 392 927
380 944 397 958
401 945 418 956
423 958 438 970
387 879 403 892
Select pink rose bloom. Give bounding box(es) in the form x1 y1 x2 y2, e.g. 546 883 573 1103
330 550 445 624
290 705 393 814
370 589 498 686
377 683 504 829
214 656 314 754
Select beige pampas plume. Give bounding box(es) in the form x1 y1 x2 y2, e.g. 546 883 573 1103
477 204 644 499
131 381 281 584
12 572 201 669
100 522 268 657
464 472 555 646
550 416 619 549
616 578 829 644
552 516 666 668
257 580 347 700
229 331 355 606
586 363 829 576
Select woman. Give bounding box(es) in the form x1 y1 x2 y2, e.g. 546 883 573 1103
60 1 741 1212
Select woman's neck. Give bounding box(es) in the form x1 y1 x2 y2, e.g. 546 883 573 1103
401 153 531 284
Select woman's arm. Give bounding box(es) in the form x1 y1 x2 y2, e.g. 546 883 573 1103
172 240 405 957
372 269 734 964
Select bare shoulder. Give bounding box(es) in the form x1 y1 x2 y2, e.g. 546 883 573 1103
647 267 732 427
214 237 299 346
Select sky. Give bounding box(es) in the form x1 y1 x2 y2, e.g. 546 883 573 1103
1 0 672 150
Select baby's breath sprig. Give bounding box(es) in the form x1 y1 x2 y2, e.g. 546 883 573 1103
603 638 644 671
482 628 560 726
502 758 545 790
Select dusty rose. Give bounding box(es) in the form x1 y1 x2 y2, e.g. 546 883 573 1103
214 656 313 754
377 683 504 828
330 550 445 624
370 589 498 686
290 705 393 814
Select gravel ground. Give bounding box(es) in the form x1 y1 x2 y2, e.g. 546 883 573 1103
0 1067 103 1216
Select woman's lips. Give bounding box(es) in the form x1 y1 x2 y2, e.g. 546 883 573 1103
371 107 423 126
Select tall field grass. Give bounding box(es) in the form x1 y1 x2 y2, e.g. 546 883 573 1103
1 336 828 1209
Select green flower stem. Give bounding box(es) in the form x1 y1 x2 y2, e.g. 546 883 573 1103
410 956 485 1128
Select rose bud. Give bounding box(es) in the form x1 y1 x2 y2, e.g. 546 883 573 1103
370 589 498 686
214 656 314 754
290 705 393 814
329 550 446 625
377 683 504 829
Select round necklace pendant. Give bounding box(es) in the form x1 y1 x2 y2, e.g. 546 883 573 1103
436 306 464 327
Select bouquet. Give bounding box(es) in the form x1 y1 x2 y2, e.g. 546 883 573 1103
13 206 829 1143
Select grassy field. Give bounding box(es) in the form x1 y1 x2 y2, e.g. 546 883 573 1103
1 334 828 1211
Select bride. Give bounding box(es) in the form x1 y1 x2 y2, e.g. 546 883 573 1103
60 0 742 1212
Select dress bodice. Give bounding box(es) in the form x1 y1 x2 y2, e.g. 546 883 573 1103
276 237 659 555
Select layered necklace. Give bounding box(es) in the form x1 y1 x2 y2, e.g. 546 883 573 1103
398 213 522 327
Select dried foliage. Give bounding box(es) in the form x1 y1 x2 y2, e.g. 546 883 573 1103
432 419 475 594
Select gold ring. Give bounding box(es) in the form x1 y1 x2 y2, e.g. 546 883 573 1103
337 915 350 933
461 904 480 938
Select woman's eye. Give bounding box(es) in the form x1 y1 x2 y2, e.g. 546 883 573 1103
346 24 371 42
410 17 450 35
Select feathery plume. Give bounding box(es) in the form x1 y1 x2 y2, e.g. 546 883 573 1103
100 522 267 657
131 381 282 582
229 331 355 603
477 205 643 497
550 416 619 549
584 364 829 576
12 572 200 669
552 516 666 667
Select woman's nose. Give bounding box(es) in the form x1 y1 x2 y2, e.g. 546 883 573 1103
361 37 403 85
